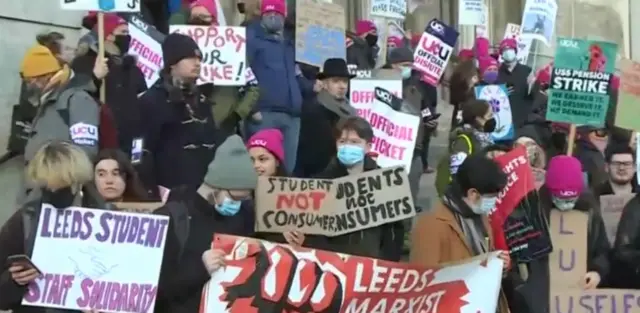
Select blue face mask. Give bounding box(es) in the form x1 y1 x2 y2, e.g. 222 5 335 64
337 144 365 166
401 67 412 79
262 14 284 32
215 196 242 216
471 196 497 215
502 49 517 63
482 71 498 83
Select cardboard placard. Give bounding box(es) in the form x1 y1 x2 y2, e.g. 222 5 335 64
492 146 535 225
552 289 640 312
114 202 164 214
549 210 588 290
294 0 346 67
254 167 415 236
599 194 635 244
615 58 640 132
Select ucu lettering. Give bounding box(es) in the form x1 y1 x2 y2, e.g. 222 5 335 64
422 37 450 60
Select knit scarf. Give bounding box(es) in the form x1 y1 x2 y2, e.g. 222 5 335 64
463 123 494 148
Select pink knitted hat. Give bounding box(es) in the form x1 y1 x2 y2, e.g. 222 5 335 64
261 0 286 16
355 20 377 36
499 38 518 53
246 128 285 164
546 156 584 198
190 0 217 17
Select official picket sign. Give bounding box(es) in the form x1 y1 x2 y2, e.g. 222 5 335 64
254 167 415 236
22 205 168 312
123 14 164 87
412 19 458 87
546 37 618 126
61 0 140 12
170 25 247 86
200 234 505 313
599 193 635 244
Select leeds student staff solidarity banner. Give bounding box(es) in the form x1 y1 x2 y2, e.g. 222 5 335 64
546 38 618 126
254 167 415 236
200 234 505 313
170 25 247 86
22 205 169 312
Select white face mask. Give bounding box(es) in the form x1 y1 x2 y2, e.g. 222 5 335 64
552 197 578 211
502 49 517 63
470 196 497 215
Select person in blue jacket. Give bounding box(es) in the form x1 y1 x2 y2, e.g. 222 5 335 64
244 0 318 173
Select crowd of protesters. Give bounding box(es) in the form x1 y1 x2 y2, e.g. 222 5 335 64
0 0 639 312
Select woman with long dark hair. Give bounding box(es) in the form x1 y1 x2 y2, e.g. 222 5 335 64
94 149 148 202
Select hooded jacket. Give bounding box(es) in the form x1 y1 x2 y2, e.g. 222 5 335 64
245 20 314 116
506 186 610 313
314 156 405 261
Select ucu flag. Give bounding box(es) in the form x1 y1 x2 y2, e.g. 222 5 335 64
69 122 99 147
424 19 459 47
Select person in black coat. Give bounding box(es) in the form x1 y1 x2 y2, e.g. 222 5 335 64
497 38 533 129
138 33 219 192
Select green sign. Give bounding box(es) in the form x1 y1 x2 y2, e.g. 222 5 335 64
546 38 618 126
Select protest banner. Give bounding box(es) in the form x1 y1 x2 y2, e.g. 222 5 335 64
121 14 164 87
170 25 247 86
413 19 459 87
501 23 533 64
295 0 346 67
475 84 514 141
200 234 505 313
350 70 403 107
600 193 635 244
254 167 415 236
546 38 617 126
22 204 168 312
474 2 489 38
503 205 553 263
114 202 164 214
492 146 535 224
61 0 140 11
615 58 640 131
520 0 557 45
458 0 484 26
370 0 406 20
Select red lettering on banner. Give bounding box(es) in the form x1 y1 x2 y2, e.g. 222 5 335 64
276 192 327 211
183 27 246 52
371 137 407 160
130 38 162 67
211 235 473 313
414 55 443 76
136 61 155 80
368 113 413 141
200 65 235 82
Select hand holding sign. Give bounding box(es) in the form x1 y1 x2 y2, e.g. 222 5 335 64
202 249 226 274
584 272 601 289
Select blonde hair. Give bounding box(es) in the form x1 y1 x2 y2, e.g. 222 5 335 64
26 141 93 190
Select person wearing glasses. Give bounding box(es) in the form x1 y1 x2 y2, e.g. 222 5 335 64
594 144 637 197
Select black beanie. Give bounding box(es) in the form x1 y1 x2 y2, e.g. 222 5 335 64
162 33 201 67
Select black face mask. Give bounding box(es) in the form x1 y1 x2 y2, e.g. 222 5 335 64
114 34 131 55
43 187 77 208
483 117 497 133
365 34 378 47
237 3 246 14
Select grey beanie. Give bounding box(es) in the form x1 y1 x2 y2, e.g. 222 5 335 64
203 135 258 190
388 46 414 64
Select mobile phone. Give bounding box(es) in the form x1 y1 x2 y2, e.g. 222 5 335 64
6 254 42 274
422 112 441 123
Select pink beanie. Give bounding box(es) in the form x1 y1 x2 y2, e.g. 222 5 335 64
261 0 286 16
190 0 217 17
546 156 584 198
458 49 474 60
100 14 126 36
474 37 491 59
355 20 377 36
478 57 498 75
499 38 518 53
387 36 403 48
247 128 285 164
536 62 553 85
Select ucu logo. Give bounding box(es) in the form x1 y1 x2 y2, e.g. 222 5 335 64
559 39 578 48
264 4 275 10
429 20 445 35
251 139 268 147
559 190 578 197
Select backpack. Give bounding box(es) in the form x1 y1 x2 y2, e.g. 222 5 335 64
435 134 473 197
57 91 119 150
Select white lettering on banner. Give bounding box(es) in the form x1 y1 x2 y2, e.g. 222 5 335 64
170 26 247 86
349 79 418 170
370 0 406 19
69 123 98 147
60 0 140 12
128 23 163 87
412 33 453 87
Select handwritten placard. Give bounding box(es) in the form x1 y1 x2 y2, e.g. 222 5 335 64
615 58 640 132
548 210 588 289
295 0 346 67
23 205 168 312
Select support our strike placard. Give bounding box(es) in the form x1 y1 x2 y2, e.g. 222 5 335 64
170 25 247 86
22 205 168 313
200 234 505 313
254 167 415 236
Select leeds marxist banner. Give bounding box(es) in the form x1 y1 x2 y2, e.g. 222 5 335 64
22 205 168 312
122 14 164 87
170 25 247 86
546 37 618 126
200 234 505 313
412 19 459 87
254 167 415 236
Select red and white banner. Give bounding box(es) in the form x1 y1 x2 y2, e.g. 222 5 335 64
200 234 504 313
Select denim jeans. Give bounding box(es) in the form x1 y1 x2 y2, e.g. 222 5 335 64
245 111 300 173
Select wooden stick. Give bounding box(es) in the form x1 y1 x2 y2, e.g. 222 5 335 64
97 12 106 103
518 263 529 280
566 124 577 156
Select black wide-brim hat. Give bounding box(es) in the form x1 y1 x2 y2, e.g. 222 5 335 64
316 58 356 80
